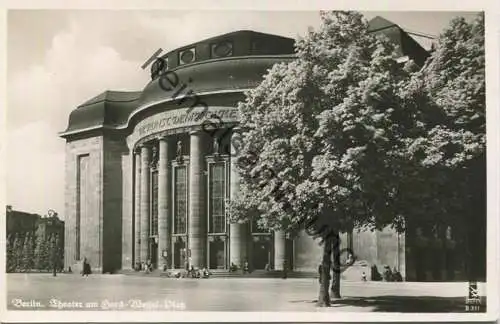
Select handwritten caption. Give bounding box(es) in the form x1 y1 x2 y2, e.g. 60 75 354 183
11 298 186 310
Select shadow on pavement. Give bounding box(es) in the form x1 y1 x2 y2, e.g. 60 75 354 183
327 296 487 312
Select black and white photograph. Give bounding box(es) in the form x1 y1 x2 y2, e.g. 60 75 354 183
1 4 498 322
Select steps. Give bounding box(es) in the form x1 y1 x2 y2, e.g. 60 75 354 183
118 269 319 279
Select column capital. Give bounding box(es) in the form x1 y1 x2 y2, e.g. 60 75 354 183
156 134 169 142
136 142 146 151
189 129 205 136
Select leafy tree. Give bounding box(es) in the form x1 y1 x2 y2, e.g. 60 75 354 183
21 232 35 272
398 13 485 280
231 11 414 305
34 234 50 271
13 233 25 272
230 10 485 306
6 234 15 272
34 233 43 270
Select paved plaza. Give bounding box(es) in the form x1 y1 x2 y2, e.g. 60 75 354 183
7 274 486 312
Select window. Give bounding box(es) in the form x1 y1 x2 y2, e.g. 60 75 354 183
179 48 196 65
150 171 158 236
211 41 233 58
209 162 226 234
76 154 89 261
173 166 187 234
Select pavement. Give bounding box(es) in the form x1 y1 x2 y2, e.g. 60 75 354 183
6 273 487 312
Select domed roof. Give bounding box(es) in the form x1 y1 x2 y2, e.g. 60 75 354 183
60 30 296 139
60 21 429 139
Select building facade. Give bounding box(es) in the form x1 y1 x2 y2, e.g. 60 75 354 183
60 17 471 280
6 205 65 240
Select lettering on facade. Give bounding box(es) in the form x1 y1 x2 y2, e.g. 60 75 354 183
130 107 239 146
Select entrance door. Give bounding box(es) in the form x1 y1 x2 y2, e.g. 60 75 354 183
173 238 186 269
209 237 226 269
252 237 271 270
286 239 294 271
150 239 158 268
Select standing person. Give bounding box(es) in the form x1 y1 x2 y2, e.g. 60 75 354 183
282 260 288 279
81 257 86 277
243 260 249 274
82 257 91 277
81 258 86 276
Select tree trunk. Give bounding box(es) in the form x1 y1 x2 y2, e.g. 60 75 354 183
330 231 341 299
317 236 333 307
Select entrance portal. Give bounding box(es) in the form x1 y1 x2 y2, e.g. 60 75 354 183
252 237 272 270
209 237 226 269
150 239 158 268
173 237 186 269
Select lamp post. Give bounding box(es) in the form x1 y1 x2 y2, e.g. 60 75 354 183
52 234 57 277
48 210 57 277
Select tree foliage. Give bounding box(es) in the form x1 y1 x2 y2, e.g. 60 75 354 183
6 230 64 273
6 234 15 273
13 233 25 271
401 14 486 279
21 232 35 272
231 9 484 244
34 233 50 271
230 10 485 299
231 11 415 239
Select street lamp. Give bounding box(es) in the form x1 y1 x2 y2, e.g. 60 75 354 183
52 234 57 277
48 209 57 277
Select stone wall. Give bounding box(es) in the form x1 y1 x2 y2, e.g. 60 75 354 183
376 227 400 269
353 229 377 266
64 136 103 271
121 148 134 270
293 230 350 271
293 231 321 271
102 135 128 273
352 226 406 277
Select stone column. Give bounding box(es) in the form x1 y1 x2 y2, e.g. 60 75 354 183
134 149 142 265
188 131 206 269
229 129 247 268
140 144 151 263
274 230 286 270
158 137 170 269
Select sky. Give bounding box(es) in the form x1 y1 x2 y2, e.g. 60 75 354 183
6 10 480 217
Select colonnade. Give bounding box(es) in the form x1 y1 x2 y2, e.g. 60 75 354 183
131 130 287 270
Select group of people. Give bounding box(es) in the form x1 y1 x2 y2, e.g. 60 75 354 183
187 266 211 278
170 264 211 278
370 264 403 281
134 260 154 273
229 260 250 273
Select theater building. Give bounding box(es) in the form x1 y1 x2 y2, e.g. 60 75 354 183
60 17 473 280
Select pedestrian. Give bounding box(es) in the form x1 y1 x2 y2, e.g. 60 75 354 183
243 260 249 274
82 257 91 277
282 260 288 279
383 265 393 281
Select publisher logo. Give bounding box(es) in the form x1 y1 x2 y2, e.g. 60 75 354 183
465 281 482 312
